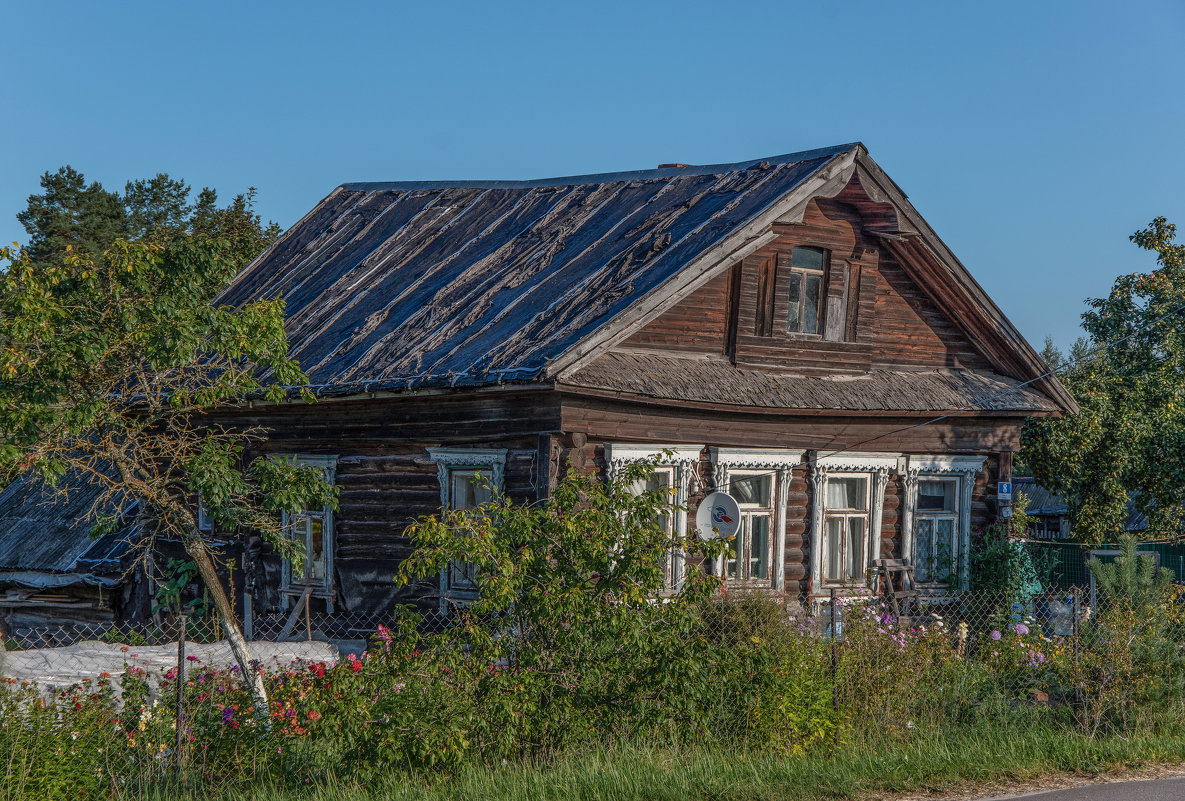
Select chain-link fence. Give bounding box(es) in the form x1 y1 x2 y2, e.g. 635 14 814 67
1028 540 1185 589
3 585 1183 743
4 583 1185 799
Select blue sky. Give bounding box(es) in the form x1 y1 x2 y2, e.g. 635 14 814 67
2 0 1182 350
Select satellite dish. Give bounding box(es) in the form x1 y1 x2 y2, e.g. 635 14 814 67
696 491 742 541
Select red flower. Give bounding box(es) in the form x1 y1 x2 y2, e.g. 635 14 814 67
308 710 321 721
351 660 363 673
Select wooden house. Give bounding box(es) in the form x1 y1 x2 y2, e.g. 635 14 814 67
211 142 1075 619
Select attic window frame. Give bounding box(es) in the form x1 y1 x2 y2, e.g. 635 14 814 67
784 246 829 336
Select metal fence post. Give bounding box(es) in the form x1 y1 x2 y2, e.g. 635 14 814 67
1071 587 1082 728
829 588 839 740
175 613 187 776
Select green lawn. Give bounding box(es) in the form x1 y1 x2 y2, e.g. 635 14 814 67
138 720 1185 801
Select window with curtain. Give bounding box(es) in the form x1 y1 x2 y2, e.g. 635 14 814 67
822 475 870 584
445 468 496 592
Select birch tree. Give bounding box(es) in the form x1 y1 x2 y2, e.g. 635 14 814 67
0 235 335 716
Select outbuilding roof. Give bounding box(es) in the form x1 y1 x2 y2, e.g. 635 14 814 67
0 472 134 585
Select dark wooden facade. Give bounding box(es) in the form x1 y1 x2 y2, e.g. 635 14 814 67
2 145 1075 625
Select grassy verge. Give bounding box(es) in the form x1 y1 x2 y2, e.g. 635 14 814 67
134 719 1185 801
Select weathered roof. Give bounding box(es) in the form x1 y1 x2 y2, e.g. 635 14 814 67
560 352 1060 413
1013 478 1151 532
0 472 134 579
219 144 860 394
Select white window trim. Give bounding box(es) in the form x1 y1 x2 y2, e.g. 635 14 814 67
899 455 985 592
278 454 338 610
605 444 702 592
428 447 507 615
809 452 896 597
709 448 805 591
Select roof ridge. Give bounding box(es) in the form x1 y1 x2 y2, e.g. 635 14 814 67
337 143 863 192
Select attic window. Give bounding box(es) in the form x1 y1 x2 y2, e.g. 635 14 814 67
786 247 828 335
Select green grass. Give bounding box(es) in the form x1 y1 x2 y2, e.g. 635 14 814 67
133 719 1185 801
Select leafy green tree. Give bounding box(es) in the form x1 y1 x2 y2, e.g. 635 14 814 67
16 166 280 271
1023 218 1185 542
394 460 727 757
0 235 336 716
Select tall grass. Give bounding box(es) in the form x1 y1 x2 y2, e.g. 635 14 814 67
126 717 1185 801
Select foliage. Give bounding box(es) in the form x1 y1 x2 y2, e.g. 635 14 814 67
16 166 281 271
8 582 1185 799
391 461 730 761
696 594 837 751
1087 534 1174 611
0 233 335 707
1024 217 1185 542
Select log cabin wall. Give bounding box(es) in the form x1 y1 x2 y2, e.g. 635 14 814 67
561 396 1014 601
211 390 561 616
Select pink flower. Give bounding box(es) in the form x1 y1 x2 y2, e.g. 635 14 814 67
990 630 1002 641
1013 623 1030 636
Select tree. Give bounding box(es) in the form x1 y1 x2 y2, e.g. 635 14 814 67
17 166 279 271
0 235 335 717
16 167 127 268
1023 218 1185 542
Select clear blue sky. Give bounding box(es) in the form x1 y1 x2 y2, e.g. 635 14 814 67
2 0 1182 351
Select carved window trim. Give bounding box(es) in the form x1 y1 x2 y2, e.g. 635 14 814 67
709 448 805 591
899 455 985 592
809 452 897 597
428 447 508 615
605 444 702 593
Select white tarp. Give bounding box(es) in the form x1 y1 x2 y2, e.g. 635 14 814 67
0 639 338 688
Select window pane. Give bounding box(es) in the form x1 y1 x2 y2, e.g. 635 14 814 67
825 517 843 581
827 477 867 510
803 274 821 334
309 516 326 580
846 517 866 580
731 474 771 506
750 514 770 579
934 518 955 580
787 272 802 332
452 472 478 509
729 525 745 579
918 480 956 512
914 518 932 581
792 246 825 273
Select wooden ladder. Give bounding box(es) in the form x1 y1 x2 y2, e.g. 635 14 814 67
874 558 919 625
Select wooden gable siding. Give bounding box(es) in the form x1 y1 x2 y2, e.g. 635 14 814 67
616 271 732 354
612 188 991 374
734 196 991 373
211 390 560 615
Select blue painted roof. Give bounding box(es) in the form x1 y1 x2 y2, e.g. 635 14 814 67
219 144 859 394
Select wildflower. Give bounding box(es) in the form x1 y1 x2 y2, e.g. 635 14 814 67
308 710 321 721
990 630 1002 641
222 707 234 724
1013 623 1030 636
187 655 200 662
